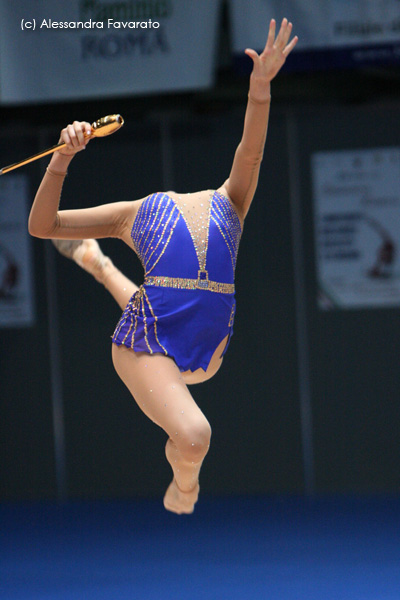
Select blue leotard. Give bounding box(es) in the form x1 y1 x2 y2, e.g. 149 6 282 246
112 190 242 372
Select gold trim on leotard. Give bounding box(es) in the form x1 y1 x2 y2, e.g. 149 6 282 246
144 275 234 294
142 287 169 355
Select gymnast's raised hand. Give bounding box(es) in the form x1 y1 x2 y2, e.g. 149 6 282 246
245 17 298 96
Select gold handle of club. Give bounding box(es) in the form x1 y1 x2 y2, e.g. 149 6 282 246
0 114 124 176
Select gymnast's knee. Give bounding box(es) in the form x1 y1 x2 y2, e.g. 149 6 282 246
177 419 212 462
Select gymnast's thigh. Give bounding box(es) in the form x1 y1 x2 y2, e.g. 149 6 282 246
111 343 209 434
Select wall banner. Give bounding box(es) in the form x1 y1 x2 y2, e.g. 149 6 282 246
0 0 220 104
312 147 400 310
230 0 400 70
0 175 35 327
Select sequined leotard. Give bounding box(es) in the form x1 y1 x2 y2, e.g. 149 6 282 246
112 190 242 372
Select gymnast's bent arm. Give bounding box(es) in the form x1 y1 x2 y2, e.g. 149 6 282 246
223 18 298 220
28 120 135 242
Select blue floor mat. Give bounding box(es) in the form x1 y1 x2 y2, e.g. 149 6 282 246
1 495 400 600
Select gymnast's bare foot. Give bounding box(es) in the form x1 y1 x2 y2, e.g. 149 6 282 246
163 479 200 515
52 239 114 284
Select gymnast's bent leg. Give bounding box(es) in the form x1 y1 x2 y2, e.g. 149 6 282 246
53 238 211 513
112 344 211 514
52 238 138 309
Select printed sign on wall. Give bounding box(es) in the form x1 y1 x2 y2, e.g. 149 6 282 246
0 174 35 327
312 147 400 309
230 0 400 69
0 0 220 103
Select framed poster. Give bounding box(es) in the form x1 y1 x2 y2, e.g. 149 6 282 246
0 174 35 327
312 147 400 309
0 0 220 103
230 0 400 71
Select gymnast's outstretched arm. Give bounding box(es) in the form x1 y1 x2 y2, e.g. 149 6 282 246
28 122 140 245
224 18 298 220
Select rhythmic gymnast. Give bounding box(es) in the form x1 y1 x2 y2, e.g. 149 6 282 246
29 19 298 514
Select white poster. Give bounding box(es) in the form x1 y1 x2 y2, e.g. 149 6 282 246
312 147 400 310
230 0 400 65
0 0 220 104
0 175 35 327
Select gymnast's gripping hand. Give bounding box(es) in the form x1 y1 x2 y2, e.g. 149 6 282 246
56 120 93 157
245 18 298 102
